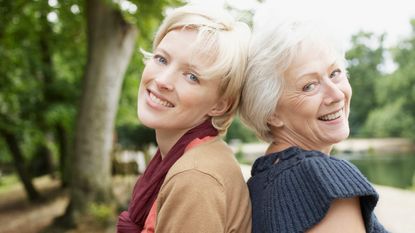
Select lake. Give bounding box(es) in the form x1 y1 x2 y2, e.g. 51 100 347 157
238 141 415 189
334 153 415 189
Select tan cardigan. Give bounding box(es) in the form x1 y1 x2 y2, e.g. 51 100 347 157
154 138 252 233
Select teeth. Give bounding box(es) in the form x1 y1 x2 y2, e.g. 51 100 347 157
149 92 173 107
319 109 343 121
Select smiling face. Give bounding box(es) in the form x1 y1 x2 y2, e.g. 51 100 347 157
269 41 352 153
137 29 227 136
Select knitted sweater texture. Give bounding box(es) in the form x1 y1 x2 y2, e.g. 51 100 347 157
248 146 388 233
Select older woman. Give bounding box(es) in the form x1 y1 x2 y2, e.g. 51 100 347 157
117 5 252 233
240 19 388 233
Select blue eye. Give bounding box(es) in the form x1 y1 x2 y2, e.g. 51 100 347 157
330 69 342 79
186 73 199 83
303 83 317 92
154 55 167 65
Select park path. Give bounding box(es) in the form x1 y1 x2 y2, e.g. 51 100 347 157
375 185 415 233
0 177 67 233
0 175 136 233
241 164 415 233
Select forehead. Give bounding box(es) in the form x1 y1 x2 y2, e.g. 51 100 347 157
158 29 198 53
158 29 216 70
286 40 342 78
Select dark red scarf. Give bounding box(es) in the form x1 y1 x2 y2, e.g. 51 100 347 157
117 119 218 232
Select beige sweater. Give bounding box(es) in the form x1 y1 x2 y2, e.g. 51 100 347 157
154 138 252 233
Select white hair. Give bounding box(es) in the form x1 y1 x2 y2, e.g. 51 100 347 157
239 18 346 142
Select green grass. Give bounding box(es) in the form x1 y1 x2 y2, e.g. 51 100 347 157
0 174 19 193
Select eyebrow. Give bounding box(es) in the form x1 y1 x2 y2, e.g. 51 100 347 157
187 64 202 76
155 47 204 77
154 47 170 59
296 60 339 79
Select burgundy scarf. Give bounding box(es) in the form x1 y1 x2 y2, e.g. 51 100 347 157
117 119 218 232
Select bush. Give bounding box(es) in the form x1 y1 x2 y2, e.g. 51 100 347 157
116 124 156 150
87 202 116 226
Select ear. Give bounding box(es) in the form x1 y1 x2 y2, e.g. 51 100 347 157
208 98 230 117
267 111 284 128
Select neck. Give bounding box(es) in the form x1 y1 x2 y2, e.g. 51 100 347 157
269 131 333 155
156 128 188 159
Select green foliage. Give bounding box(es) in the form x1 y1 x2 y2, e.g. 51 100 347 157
361 19 415 139
0 138 12 164
0 0 184 175
225 117 257 143
224 2 255 28
346 31 385 136
0 0 84 171
87 202 115 226
116 124 156 150
0 174 19 193
363 98 415 138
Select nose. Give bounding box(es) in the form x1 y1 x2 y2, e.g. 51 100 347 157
155 69 175 91
323 80 344 105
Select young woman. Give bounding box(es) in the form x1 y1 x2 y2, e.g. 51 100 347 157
117 5 252 233
240 18 388 233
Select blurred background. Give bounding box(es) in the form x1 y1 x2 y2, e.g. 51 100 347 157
0 0 414 232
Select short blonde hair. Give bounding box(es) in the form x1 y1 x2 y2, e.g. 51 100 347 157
144 5 251 134
239 18 346 142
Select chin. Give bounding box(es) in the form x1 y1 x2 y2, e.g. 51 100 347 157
331 129 350 144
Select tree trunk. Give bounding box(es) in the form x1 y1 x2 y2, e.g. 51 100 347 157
1 130 41 201
63 0 137 225
56 123 70 187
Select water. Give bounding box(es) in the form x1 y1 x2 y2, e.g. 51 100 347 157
334 153 415 189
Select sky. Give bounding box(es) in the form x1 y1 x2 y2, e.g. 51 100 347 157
189 0 415 49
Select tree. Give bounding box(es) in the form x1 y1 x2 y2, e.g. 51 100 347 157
363 19 415 139
58 0 182 228
0 0 84 198
59 0 138 225
0 0 52 202
346 31 385 136
0 130 41 200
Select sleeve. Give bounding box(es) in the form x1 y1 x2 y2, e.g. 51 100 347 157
370 213 390 233
155 169 226 233
264 155 383 233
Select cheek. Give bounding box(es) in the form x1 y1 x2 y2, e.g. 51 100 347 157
138 73 149 95
284 94 313 116
141 61 157 82
140 69 151 84
184 90 219 113
341 79 352 98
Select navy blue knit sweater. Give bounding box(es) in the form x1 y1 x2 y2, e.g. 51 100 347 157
248 147 388 233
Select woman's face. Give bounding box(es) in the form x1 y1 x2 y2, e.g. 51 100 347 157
270 42 352 151
137 29 225 133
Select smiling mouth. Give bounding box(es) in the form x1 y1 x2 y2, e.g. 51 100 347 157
148 91 174 108
318 108 343 121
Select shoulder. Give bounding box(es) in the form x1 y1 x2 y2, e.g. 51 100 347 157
155 169 228 233
251 148 378 199
164 138 245 187
157 138 252 232
248 147 381 233
297 152 378 200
